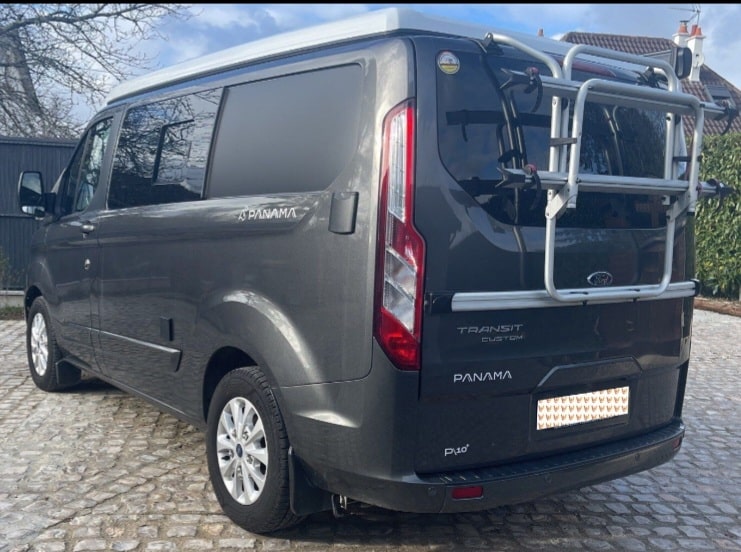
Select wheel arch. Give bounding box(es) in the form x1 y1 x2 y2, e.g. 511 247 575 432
195 290 322 425
202 346 258 424
25 286 43 317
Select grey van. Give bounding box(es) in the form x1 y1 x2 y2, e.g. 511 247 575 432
17 8 733 534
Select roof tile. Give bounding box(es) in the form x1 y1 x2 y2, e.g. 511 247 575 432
561 32 741 135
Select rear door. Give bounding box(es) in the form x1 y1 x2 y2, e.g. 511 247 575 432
411 37 690 473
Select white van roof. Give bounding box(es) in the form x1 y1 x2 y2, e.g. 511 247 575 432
106 7 572 104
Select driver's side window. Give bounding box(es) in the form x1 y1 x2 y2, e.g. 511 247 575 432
60 118 112 216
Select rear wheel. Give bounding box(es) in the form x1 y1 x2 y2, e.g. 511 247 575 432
26 297 79 391
206 366 304 533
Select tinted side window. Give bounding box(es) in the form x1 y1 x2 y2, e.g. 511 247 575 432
60 118 112 216
108 89 221 209
209 64 363 197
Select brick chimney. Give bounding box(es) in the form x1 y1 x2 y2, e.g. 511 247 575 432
686 24 705 82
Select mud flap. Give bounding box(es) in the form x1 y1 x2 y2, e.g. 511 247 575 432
288 447 333 516
55 360 81 388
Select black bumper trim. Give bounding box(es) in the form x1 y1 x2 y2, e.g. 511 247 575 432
434 421 684 512
428 421 682 484
304 421 684 514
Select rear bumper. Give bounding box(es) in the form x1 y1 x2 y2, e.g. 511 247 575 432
302 420 684 514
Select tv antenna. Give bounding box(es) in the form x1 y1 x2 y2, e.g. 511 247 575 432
670 4 701 27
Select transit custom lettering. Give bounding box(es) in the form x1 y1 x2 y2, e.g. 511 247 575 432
456 324 524 334
456 324 525 343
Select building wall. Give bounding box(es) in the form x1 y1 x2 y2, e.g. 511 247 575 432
0 136 76 289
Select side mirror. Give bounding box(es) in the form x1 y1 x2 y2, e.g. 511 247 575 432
18 171 47 217
672 46 692 80
642 46 692 80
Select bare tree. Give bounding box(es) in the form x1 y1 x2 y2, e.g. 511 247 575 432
0 4 189 138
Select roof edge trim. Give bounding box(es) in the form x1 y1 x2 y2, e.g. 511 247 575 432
106 7 568 104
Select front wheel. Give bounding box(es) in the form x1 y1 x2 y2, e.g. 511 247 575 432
26 297 79 392
206 366 304 533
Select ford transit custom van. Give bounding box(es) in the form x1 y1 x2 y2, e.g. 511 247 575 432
17 8 733 534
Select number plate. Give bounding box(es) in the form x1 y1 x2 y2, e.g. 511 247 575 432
537 386 629 430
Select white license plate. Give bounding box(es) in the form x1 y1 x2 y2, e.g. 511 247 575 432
537 386 630 430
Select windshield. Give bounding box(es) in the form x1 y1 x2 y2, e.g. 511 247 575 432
436 48 670 228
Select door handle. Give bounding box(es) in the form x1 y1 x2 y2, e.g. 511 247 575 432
81 223 96 234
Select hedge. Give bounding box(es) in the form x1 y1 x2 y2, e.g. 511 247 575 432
696 132 741 299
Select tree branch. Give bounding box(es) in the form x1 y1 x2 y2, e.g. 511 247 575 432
0 3 191 137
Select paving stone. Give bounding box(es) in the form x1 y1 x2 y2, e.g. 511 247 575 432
165 525 198 538
646 537 679 550
713 538 741 550
182 539 215 550
0 310 738 551
111 542 140 552
31 543 66 552
71 540 106 552
610 537 646 552
143 542 179 552
676 538 719 550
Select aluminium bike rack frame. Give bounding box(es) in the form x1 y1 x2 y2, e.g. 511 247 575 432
451 37 728 312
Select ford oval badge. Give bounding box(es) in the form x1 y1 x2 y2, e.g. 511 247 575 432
587 271 614 287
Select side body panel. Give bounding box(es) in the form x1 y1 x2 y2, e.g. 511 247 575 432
91 39 413 423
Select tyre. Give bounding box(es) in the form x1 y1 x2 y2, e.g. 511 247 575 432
206 366 304 533
26 297 79 391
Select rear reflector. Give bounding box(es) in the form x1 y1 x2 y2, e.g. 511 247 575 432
451 486 484 500
537 386 630 430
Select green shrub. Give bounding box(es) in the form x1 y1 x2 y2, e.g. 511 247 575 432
696 133 740 299
0 306 24 320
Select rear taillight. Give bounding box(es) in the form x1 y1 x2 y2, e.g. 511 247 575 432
374 100 425 371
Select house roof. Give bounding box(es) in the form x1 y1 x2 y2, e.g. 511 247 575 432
561 32 741 136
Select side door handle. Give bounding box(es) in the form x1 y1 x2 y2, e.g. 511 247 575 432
81 222 96 234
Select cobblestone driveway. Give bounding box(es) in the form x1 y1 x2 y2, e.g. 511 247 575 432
1 309 739 551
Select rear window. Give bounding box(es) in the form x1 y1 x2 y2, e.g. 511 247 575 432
436 49 669 228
